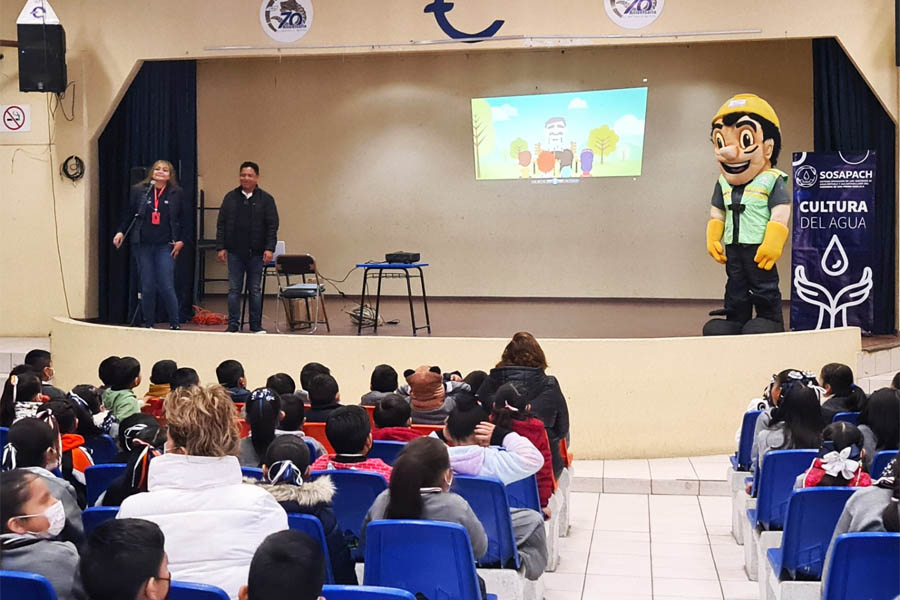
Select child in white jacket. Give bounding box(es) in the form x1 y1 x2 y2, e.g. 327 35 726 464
436 399 548 580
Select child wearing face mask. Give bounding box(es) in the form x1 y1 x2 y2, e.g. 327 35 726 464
1 417 84 544
0 469 86 600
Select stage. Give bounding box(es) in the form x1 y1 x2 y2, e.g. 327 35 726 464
53 311 866 460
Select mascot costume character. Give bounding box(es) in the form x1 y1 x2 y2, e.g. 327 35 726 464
704 93 790 336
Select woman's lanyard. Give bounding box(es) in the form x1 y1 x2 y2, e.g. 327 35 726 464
151 185 166 225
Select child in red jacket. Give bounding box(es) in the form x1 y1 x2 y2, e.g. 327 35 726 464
490 383 554 515
371 394 424 442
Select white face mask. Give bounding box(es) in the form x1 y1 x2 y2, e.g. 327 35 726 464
18 500 66 538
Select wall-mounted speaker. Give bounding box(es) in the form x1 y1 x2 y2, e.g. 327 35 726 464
17 23 66 93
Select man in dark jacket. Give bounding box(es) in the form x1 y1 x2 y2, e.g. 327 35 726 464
216 161 279 333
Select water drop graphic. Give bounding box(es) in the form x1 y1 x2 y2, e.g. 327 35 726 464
821 235 849 277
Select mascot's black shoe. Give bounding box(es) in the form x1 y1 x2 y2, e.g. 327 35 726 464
702 318 744 336
740 317 784 335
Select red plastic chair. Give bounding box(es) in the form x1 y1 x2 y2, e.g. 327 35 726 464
303 422 335 453
410 424 443 436
363 404 376 427
236 418 251 439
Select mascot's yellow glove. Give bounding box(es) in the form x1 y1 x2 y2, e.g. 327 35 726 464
706 219 726 264
754 221 789 270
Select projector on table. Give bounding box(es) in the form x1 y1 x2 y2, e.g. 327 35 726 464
385 251 420 264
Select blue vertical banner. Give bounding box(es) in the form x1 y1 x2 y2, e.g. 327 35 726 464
790 151 875 332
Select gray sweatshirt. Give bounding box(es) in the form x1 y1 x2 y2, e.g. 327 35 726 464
858 424 878 473
0 533 86 600
362 489 488 560
821 485 893 586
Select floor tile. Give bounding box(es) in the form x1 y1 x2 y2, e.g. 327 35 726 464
585 552 651 577
603 477 651 494
649 457 697 480
542 590 582 600
541 572 584 592
653 577 723 598
721 579 760 599
572 459 603 478
603 459 650 478
650 532 710 545
555 550 589 574
651 542 713 559
582 574 652 596
589 539 651 557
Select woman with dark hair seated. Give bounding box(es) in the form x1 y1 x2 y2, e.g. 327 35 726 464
476 332 569 477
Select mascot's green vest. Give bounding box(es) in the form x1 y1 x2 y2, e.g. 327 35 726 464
719 168 787 244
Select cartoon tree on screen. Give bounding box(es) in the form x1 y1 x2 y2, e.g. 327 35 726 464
471 99 496 178
587 126 619 165
509 138 529 160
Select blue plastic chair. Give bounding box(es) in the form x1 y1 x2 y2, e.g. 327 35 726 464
82 506 119 535
831 412 859 425
505 474 541 512
0 570 58 600
241 466 264 480
766 487 856 581
83 435 118 464
364 520 497 600
169 581 230 600
0 427 8 454
85 463 127 506
288 513 335 583
822 533 900 600
871 450 897 479
732 410 762 471
306 439 320 461
746 450 817 531
452 475 520 569
322 585 416 600
368 441 406 465
310 470 388 561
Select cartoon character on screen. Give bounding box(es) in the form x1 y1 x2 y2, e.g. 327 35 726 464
703 93 791 336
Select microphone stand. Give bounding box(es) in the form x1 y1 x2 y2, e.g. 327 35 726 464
119 183 153 327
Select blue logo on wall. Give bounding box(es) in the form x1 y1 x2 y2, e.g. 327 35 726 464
424 0 504 42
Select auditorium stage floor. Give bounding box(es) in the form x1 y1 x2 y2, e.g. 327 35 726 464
180 294 832 340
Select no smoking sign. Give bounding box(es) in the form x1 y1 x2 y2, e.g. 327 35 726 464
1 104 31 132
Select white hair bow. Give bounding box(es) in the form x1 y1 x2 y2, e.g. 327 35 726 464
821 446 859 479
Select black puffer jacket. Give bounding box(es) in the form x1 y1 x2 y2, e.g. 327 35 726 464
477 366 570 477
216 186 279 254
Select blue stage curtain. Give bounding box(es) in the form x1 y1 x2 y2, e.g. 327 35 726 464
98 60 197 324
813 38 896 334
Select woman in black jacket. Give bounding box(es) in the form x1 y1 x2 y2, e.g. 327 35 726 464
112 160 186 329
253 436 357 585
477 331 570 477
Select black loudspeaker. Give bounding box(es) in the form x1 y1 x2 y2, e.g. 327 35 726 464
17 23 67 93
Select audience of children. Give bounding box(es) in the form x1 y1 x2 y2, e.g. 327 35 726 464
490 382 555 513
102 414 167 507
1 417 84 543
275 392 327 456
1 366 44 427
0 469 85 600
305 373 342 423
818 362 867 423
24 349 66 401
360 364 399 405
117 384 287 600
252 435 357 584
266 372 296 397
298 362 331 404
97 355 119 391
239 530 327 600
240 388 283 467
35 400 95 506
218 359 252 404
438 399 548 579
143 359 177 405
371 393 425 442
399 365 470 425
309 405 393 480
856 387 900 472
476 332 570 477
169 366 200 390
80 518 170 600
362 436 488 561
66 388 105 440
101 356 142 421
795 421 872 488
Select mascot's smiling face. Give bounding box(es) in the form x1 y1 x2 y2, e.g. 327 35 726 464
711 114 774 186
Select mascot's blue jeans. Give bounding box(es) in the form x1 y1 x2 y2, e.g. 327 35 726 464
724 244 783 324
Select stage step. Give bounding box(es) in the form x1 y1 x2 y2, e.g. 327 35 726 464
0 336 50 381
571 455 732 497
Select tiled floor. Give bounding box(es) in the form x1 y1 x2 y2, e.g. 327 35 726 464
572 455 732 496
548 491 758 600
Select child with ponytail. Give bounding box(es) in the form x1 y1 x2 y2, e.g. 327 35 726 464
252 435 356 584
490 383 554 514
240 388 283 467
796 421 871 488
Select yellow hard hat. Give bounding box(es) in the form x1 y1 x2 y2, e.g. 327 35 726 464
712 93 780 131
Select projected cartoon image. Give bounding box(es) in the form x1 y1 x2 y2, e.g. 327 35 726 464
471 87 648 180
